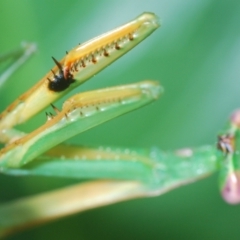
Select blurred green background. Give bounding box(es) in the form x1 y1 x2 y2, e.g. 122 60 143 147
1 0 240 239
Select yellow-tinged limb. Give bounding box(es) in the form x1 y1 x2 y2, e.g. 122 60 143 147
0 12 160 130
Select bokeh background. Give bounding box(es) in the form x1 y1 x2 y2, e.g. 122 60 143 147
1 0 240 239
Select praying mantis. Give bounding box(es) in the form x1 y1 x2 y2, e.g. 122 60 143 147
0 12 239 238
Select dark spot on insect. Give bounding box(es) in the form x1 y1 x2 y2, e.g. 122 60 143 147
115 43 121 50
128 33 134 41
47 56 75 92
92 55 97 63
73 62 78 71
81 60 86 68
103 49 109 57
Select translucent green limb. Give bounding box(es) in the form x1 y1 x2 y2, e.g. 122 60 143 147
2 144 218 186
0 42 36 87
0 146 218 237
2 144 156 181
0 13 159 130
0 80 162 168
217 109 240 204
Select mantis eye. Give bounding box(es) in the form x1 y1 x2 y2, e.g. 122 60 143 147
217 134 234 154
